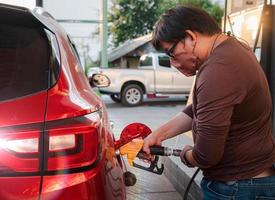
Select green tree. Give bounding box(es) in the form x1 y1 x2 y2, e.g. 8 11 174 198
179 0 224 25
159 0 223 24
109 0 223 47
109 0 162 47
158 0 178 13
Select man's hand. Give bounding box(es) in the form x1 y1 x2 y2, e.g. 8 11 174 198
142 132 163 155
180 145 194 167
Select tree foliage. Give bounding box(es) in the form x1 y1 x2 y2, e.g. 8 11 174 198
178 0 224 25
109 0 162 47
109 0 223 47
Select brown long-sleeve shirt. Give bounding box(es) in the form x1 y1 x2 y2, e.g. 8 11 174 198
183 37 275 181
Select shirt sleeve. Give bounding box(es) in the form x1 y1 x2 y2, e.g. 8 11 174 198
192 62 247 167
182 104 193 119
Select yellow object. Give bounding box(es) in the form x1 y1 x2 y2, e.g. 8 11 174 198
119 138 144 166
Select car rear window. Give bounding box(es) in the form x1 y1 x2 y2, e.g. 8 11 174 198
0 23 50 102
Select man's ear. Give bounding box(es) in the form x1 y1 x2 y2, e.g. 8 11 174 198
185 30 197 45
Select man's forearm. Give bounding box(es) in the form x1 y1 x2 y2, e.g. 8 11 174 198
155 112 192 142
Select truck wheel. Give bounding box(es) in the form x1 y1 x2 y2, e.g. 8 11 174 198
121 84 143 106
110 94 121 103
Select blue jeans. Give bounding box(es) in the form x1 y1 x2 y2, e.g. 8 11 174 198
201 176 275 200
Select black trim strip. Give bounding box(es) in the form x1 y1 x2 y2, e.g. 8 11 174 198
0 122 43 132
44 114 95 130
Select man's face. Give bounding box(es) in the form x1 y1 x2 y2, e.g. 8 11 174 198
161 36 198 76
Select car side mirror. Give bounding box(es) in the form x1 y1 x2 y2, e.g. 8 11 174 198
89 74 110 88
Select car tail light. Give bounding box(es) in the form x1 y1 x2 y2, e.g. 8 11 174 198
45 111 101 173
0 138 39 153
0 111 102 176
49 134 75 151
0 127 41 174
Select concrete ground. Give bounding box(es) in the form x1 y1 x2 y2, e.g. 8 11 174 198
125 163 182 200
102 95 187 200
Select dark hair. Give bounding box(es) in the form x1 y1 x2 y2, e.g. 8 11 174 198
152 5 221 51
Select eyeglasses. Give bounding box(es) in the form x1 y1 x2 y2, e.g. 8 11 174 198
165 41 179 59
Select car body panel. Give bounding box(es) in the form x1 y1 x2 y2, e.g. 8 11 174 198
172 68 194 92
38 8 126 200
0 177 41 200
154 66 174 93
41 154 125 200
0 4 126 200
0 92 47 127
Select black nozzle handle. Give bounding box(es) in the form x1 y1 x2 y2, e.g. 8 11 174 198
149 145 165 156
149 145 181 157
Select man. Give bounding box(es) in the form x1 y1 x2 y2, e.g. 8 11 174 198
143 5 275 199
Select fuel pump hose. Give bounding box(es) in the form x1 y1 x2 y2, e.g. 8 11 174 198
149 145 201 200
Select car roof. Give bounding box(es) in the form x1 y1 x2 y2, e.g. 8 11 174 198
0 3 41 27
0 3 66 38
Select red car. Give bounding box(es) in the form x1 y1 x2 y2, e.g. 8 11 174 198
0 4 126 200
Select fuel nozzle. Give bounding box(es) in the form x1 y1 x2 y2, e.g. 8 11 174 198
136 145 181 161
133 145 182 175
148 145 181 157
115 123 182 176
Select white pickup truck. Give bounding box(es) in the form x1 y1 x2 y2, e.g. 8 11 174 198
88 53 194 106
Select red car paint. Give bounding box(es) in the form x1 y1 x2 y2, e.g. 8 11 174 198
0 4 125 200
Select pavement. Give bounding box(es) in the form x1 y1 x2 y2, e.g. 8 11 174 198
125 164 182 200
102 95 187 200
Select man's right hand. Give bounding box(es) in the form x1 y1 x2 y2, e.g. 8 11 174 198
142 132 163 155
